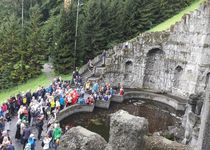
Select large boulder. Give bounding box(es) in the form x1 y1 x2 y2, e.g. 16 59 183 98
60 126 107 150
106 110 148 150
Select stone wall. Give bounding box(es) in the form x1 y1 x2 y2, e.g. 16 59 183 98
99 1 210 98
56 104 94 122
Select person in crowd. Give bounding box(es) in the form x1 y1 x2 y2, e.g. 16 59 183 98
59 96 65 110
0 72 117 150
42 134 51 150
120 86 124 96
50 98 55 115
52 123 62 150
88 59 94 71
15 120 21 140
77 96 85 105
21 123 31 149
5 112 11 132
36 112 44 140
0 117 5 131
101 50 106 66
92 81 99 94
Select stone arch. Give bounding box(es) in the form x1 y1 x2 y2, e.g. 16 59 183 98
143 48 165 90
173 66 183 88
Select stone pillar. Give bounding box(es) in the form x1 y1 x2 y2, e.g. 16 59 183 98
197 79 210 150
106 110 148 150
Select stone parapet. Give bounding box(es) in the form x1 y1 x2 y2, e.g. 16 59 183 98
56 104 94 122
95 99 110 109
111 91 187 111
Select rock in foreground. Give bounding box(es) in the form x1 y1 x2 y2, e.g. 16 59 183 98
60 126 107 150
144 135 193 150
106 110 148 150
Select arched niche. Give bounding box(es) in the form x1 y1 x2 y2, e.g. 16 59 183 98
173 66 183 88
143 48 165 89
125 61 133 73
124 61 133 81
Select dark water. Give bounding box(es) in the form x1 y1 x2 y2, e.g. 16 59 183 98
60 99 182 141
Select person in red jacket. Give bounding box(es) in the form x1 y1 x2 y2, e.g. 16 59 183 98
1 103 8 114
71 90 79 105
120 86 124 96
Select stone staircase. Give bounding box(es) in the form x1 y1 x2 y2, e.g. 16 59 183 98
79 51 114 83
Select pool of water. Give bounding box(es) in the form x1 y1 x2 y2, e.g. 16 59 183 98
60 99 182 141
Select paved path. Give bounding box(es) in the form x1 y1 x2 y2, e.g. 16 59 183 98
9 64 54 150
9 116 45 150
42 63 54 81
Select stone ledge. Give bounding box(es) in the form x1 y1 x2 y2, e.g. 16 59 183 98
57 90 187 122
111 91 187 111
56 104 94 122
95 100 111 109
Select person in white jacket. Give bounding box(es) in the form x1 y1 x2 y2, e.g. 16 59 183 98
42 134 52 150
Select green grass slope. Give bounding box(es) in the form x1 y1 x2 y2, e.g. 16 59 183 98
149 0 205 32
0 73 71 103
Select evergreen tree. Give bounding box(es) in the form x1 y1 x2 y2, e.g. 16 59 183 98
25 5 46 77
52 3 77 74
0 15 23 88
82 0 109 61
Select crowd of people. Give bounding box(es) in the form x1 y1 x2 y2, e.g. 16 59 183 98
0 67 124 150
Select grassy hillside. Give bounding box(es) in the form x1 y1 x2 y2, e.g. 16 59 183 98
0 73 71 103
148 0 205 32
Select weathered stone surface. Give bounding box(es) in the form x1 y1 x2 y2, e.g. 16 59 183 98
144 135 193 150
106 110 148 150
60 126 107 150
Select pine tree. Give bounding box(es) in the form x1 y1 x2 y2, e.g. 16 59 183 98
82 0 109 61
0 14 23 88
25 5 46 77
52 3 76 74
